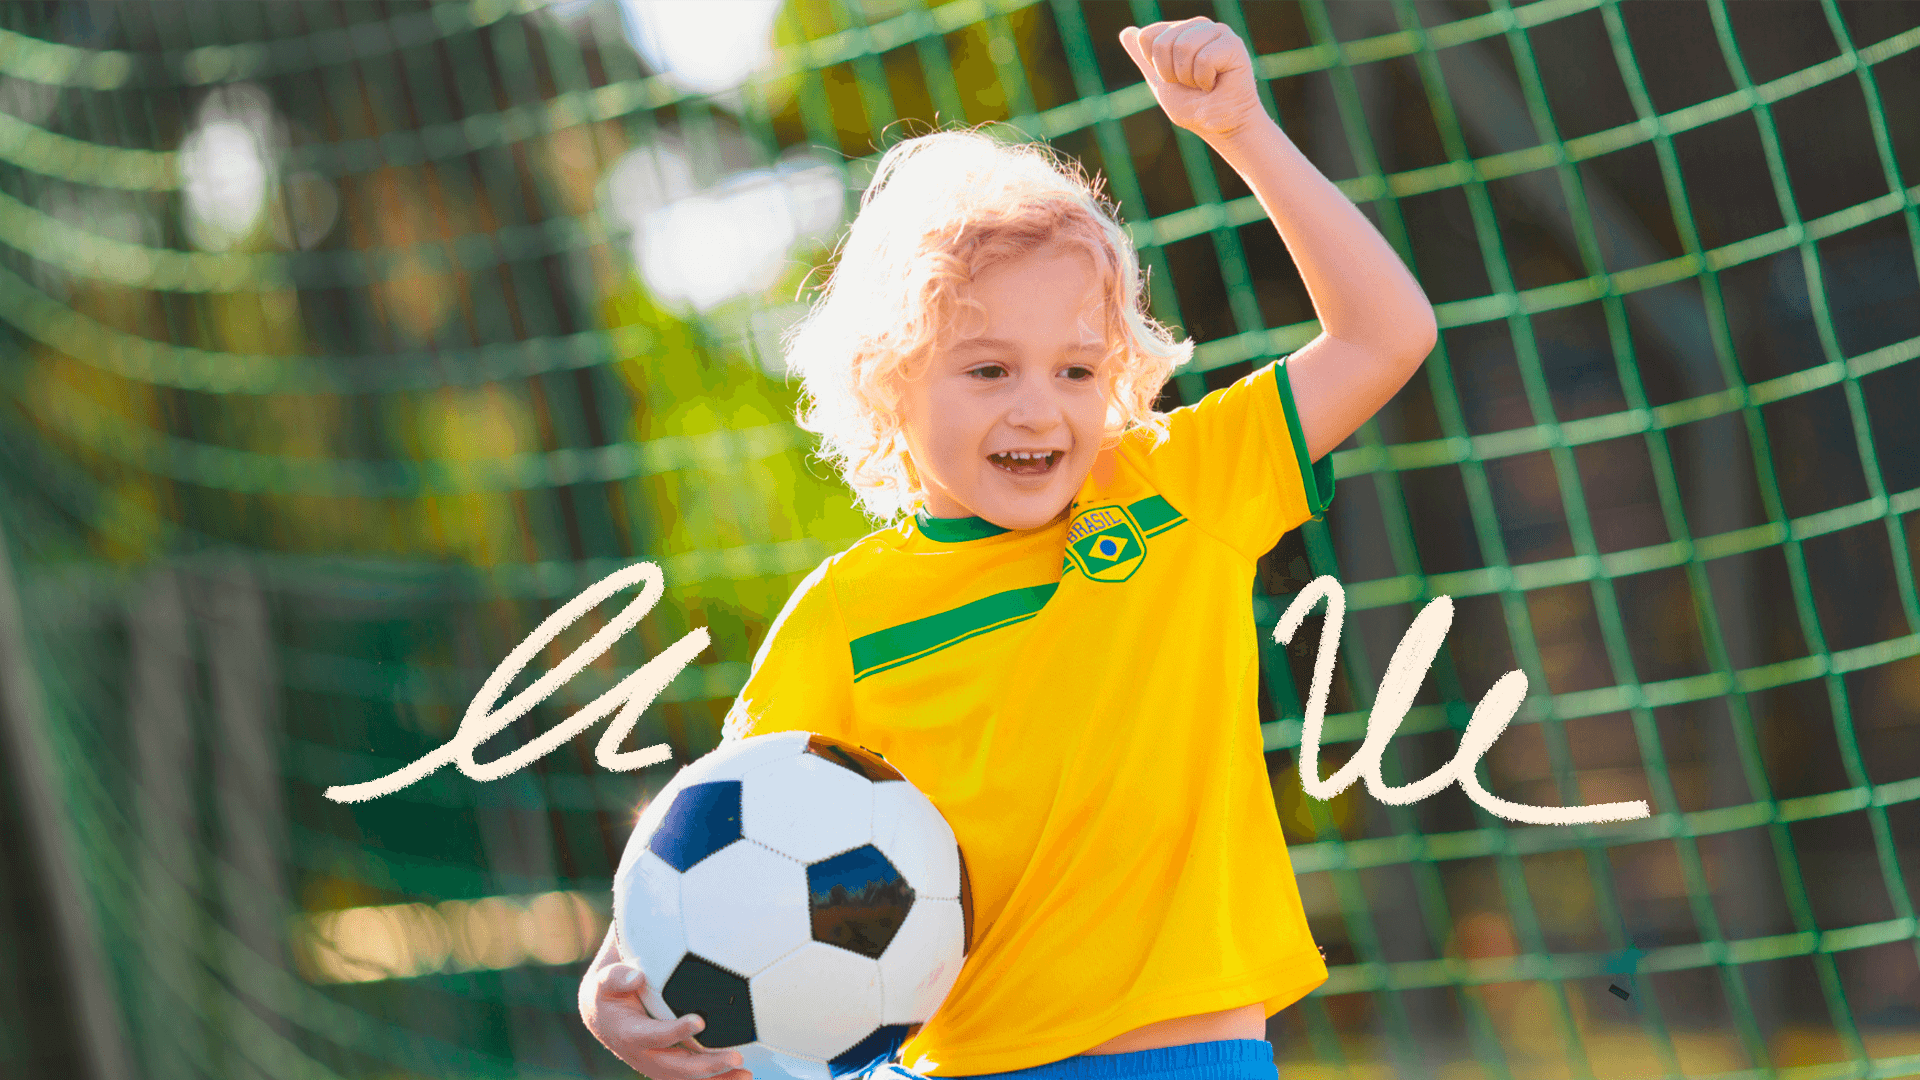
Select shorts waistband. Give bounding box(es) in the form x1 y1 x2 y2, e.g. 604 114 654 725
957 1039 1275 1080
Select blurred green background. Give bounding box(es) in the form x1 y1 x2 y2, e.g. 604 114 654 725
1 1 1917 1078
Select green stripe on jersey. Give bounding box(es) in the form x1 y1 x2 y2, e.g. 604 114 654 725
850 581 1060 681
1129 495 1184 536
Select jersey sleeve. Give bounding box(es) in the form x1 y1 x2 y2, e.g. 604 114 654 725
719 554 856 743
1129 355 1335 561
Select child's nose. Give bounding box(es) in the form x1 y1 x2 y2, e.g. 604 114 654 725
1005 384 1064 428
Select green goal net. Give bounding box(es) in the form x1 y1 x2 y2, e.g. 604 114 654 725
0 2 1916 1079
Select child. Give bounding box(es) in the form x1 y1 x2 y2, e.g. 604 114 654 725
581 17 1436 1080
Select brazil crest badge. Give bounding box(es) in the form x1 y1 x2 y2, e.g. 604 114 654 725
1064 505 1147 582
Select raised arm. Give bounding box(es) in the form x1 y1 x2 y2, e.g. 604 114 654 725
1121 18 1438 462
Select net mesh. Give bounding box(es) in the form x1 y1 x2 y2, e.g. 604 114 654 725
0 1 1916 1078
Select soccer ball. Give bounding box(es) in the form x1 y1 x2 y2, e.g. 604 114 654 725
612 731 971 1080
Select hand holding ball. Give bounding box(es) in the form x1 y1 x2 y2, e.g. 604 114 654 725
612 732 972 1080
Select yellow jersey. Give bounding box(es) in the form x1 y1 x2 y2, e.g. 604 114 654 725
722 357 1334 1074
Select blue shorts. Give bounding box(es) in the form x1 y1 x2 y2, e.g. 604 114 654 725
866 1040 1277 1080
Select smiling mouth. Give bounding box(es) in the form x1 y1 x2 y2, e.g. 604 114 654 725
988 451 1061 476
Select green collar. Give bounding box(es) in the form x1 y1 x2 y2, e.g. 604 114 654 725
913 511 1010 543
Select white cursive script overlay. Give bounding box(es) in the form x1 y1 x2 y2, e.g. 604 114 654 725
326 566 1650 825
1277 576 1650 825
324 562 707 804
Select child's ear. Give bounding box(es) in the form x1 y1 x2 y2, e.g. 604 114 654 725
897 440 922 492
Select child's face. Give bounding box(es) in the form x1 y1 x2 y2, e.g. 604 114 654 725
900 245 1113 531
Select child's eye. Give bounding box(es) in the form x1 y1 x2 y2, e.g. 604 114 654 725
968 364 1008 380
1064 365 1096 381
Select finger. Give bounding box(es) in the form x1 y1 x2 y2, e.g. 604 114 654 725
659 1065 748 1080
592 959 646 1003
674 1011 707 1043
666 1046 748 1080
1130 21 1173 83
579 926 622 1016
1153 17 1210 86
609 963 644 995
1151 22 1180 85
599 1008 706 1054
1170 22 1216 89
1117 25 1153 83
627 1049 745 1080
584 932 626 985
647 1042 747 1080
1192 35 1239 93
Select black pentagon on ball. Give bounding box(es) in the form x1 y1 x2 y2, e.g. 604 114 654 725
660 954 755 1048
828 1023 915 1077
807 844 914 959
805 733 905 783
648 780 742 872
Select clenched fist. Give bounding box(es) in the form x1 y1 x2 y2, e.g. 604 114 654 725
1119 18 1268 144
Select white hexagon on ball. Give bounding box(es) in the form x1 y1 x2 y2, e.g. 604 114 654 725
679 841 810 978
871 782 960 900
743 754 873 863
612 848 685 990
751 941 884 1061
878 896 964 1026
698 731 812 784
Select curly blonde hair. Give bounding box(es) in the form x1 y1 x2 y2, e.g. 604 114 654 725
782 127 1193 522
